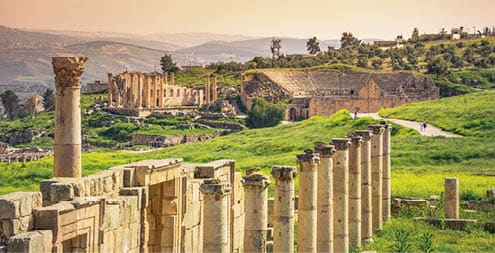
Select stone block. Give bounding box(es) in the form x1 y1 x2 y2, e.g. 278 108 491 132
487 189 495 201
182 201 201 228
119 187 146 210
445 219 476 231
40 179 60 205
7 230 52 253
484 222 495 233
1 216 33 236
0 192 42 219
122 168 135 187
103 203 121 230
71 180 87 197
50 183 74 202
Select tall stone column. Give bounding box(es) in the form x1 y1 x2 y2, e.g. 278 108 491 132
163 72 168 86
137 74 143 108
296 149 319 253
381 122 392 222
158 75 164 107
170 72 175 86
242 173 271 253
331 138 351 253
153 74 159 107
353 130 373 244
348 135 362 247
271 166 297 253
445 178 459 219
314 142 335 253
200 179 231 253
369 125 384 232
107 73 113 107
116 79 122 107
212 74 217 101
205 74 211 105
52 56 86 178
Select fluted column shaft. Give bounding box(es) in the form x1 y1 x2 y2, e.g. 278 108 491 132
348 135 362 247
242 173 270 253
381 122 392 222
369 125 385 231
272 166 297 253
297 150 319 253
354 130 373 244
332 138 351 253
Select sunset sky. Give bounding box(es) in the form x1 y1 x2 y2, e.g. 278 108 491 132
0 0 494 39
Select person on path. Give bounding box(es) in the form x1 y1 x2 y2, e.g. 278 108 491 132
420 122 424 131
423 122 428 131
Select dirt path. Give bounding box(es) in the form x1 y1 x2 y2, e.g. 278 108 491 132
357 113 463 138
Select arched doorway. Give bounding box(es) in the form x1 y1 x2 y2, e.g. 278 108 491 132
289 108 297 121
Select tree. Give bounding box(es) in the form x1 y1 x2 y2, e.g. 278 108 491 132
43 88 55 111
246 98 285 128
357 56 368 68
340 32 361 49
409 27 420 43
306 36 321 55
371 58 383 70
0 90 20 119
426 56 449 77
160 54 179 73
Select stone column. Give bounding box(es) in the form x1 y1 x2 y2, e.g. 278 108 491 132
348 135 362 247
200 179 231 253
52 56 86 178
205 73 211 105
369 125 384 232
153 74 159 107
137 74 143 108
353 130 373 244
331 138 351 253
115 79 122 107
163 72 168 86
158 75 164 107
271 166 297 253
107 73 113 107
314 142 335 253
170 72 175 86
381 122 392 222
445 177 459 219
242 173 271 253
296 149 319 253
212 74 217 101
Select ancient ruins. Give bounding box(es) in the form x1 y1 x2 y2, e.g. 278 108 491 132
240 69 440 121
107 71 218 117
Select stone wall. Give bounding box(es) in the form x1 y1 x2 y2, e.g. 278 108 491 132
241 69 440 120
131 133 220 147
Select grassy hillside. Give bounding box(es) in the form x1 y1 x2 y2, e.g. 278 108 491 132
379 90 495 137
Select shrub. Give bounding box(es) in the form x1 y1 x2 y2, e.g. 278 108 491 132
246 98 285 128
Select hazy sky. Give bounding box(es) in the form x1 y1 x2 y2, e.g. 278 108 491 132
1 0 494 39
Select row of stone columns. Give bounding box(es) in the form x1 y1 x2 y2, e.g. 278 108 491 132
195 122 391 253
108 71 178 109
204 73 217 105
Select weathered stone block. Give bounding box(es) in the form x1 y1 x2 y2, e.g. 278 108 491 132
445 219 476 231
487 189 495 201
50 183 74 202
182 201 201 228
1 216 33 236
7 230 52 253
119 187 146 210
0 192 42 219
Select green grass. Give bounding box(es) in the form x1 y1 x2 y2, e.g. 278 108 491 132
379 90 495 137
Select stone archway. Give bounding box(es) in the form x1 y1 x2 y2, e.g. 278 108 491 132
289 108 297 121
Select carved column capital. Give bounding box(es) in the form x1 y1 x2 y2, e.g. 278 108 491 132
348 135 363 146
353 130 373 141
368 125 385 135
314 141 336 157
200 179 231 196
242 173 271 188
331 138 351 150
296 149 320 163
271 165 297 181
52 56 87 88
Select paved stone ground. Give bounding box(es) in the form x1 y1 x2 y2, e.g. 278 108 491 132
357 113 463 138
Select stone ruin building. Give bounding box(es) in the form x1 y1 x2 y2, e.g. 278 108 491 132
1 56 397 253
241 69 440 121
107 71 218 117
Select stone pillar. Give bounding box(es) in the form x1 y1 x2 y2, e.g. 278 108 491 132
271 166 297 253
445 178 459 219
369 125 384 232
353 130 373 244
137 74 143 108
314 142 335 253
331 138 351 253
296 149 319 253
348 135 362 247
200 179 231 253
242 173 271 253
158 75 164 108
212 74 217 101
107 73 113 107
205 73 210 105
163 72 168 86
170 72 175 86
153 74 159 107
381 122 392 222
52 56 86 178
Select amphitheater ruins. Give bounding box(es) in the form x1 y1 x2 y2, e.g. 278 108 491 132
0 56 462 253
107 71 218 117
240 69 440 121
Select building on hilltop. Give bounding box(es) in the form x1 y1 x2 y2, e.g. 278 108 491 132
106 71 217 117
240 69 439 121
373 35 405 50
